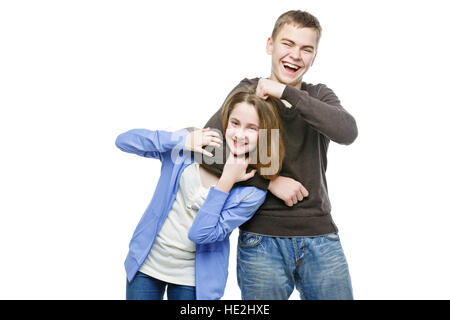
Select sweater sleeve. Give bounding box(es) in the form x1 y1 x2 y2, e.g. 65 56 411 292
115 129 188 160
281 84 358 145
188 187 267 244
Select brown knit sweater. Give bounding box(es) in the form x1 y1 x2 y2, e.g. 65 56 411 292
202 78 358 236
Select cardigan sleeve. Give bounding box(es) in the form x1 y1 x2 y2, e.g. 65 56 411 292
115 129 189 161
188 186 266 244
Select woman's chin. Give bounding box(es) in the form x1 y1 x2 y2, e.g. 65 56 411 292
227 145 242 156
231 147 248 156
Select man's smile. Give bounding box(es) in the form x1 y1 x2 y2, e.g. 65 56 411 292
281 60 302 74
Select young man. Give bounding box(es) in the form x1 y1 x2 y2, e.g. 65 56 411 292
203 10 358 300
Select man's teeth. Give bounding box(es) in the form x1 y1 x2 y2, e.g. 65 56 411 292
283 62 299 70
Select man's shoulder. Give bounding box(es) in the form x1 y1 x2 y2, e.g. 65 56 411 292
302 82 335 98
239 77 260 87
239 78 332 91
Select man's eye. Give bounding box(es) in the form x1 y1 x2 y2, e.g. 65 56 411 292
282 42 292 47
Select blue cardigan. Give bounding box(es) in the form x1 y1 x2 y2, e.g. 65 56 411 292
115 129 266 300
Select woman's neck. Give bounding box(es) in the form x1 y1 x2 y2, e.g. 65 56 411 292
198 165 219 189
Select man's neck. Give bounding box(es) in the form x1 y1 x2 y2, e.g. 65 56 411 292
269 74 302 90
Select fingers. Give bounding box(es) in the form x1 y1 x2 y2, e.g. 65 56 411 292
256 79 270 100
287 184 309 207
208 137 223 148
293 191 302 205
226 152 248 164
198 148 213 158
187 128 222 154
256 86 268 100
202 128 221 138
289 193 300 206
240 169 256 182
284 199 294 207
201 128 223 148
299 184 309 198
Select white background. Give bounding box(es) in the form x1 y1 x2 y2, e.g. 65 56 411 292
1 0 449 299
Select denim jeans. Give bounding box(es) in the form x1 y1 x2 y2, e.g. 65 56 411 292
237 231 353 300
126 272 196 300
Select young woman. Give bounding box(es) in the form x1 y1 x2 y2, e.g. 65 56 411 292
115 85 284 300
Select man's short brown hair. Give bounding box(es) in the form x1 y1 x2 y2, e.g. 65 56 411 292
271 10 322 43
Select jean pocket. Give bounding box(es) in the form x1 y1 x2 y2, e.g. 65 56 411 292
323 233 340 241
238 231 263 249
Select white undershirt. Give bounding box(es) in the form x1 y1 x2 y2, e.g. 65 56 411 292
138 162 210 286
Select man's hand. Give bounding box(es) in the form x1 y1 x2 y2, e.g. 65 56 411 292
268 176 309 207
256 78 286 100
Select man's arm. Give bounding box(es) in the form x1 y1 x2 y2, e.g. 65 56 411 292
256 78 358 145
202 78 311 206
254 78 356 206
282 84 358 145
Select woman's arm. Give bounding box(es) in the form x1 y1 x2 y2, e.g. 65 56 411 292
115 128 221 160
115 129 188 160
188 152 265 244
188 186 266 244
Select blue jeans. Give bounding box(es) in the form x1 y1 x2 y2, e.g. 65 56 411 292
126 272 196 300
237 231 353 300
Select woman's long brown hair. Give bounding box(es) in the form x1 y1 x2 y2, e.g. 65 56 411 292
221 85 285 180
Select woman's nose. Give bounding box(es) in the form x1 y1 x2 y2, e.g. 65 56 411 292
235 128 247 140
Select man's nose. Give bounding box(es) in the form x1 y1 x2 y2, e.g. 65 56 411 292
290 48 301 61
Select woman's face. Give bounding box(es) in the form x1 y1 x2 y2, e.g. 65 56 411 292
225 102 260 156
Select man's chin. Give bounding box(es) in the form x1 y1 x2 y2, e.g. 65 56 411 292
274 72 302 87
283 75 302 87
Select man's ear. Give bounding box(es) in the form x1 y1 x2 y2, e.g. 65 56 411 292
311 50 318 66
266 37 273 55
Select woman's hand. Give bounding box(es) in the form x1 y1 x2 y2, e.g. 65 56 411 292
215 153 257 193
184 128 222 157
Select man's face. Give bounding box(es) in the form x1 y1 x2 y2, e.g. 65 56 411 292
266 24 318 88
